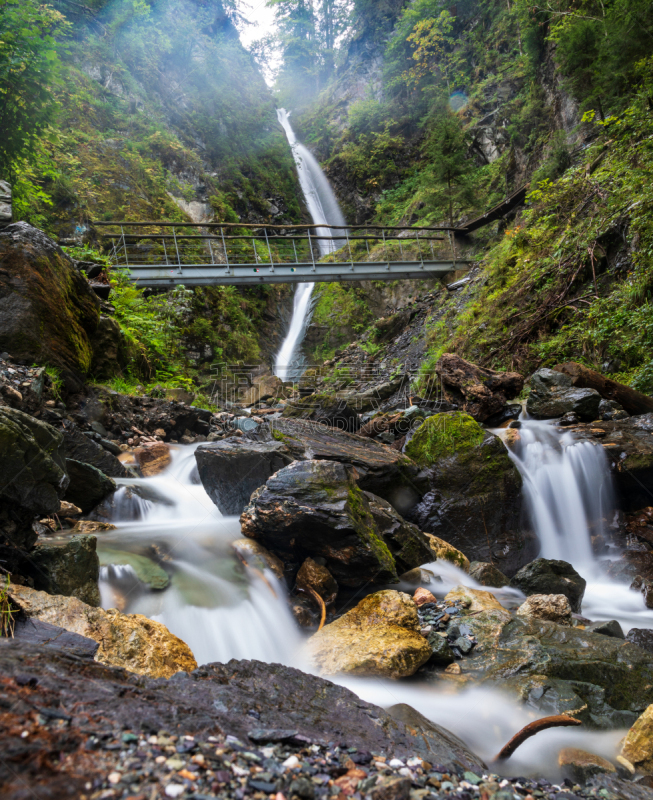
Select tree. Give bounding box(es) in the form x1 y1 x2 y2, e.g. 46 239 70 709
423 112 474 227
0 0 69 176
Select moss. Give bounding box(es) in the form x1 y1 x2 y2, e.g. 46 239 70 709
346 486 397 582
405 412 485 467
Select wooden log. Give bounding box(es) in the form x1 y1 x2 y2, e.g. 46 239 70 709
554 362 653 416
494 714 582 762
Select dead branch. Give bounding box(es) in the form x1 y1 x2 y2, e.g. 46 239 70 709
493 714 582 762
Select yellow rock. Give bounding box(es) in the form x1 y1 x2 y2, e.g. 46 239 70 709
306 590 431 679
423 533 470 572
558 747 616 782
444 585 510 616
9 584 197 679
621 704 653 774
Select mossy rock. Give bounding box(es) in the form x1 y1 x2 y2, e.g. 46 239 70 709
99 548 170 591
405 412 485 467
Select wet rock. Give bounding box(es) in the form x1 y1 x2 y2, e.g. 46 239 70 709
58 500 82 516
25 534 100 606
407 413 534 576
0 642 487 774
12 617 99 658
98 548 170 590
554 362 653 417
427 631 456 665
626 629 653 653
468 561 510 587
365 491 469 573
586 620 625 639
435 353 524 423
8 583 197 678
90 315 129 379
134 441 171 476
71 519 116 534
526 369 601 421
516 594 572 625
267 417 426 513
62 426 128 478
444 585 511 616
621 705 653 774
0 223 101 388
232 538 285 582
241 460 398 587
399 567 440 588
510 558 586 613
195 439 293 515
306 590 432 678
414 587 438 606
281 392 360 433
296 557 338 601
0 407 68 572
64 458 116 513
558 747 617 782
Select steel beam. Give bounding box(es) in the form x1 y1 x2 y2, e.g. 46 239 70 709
117 260 470 287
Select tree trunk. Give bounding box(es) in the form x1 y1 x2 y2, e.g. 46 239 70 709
554 362 653 416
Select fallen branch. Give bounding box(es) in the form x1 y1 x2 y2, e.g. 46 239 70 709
493 714 582 762
298 586 327 631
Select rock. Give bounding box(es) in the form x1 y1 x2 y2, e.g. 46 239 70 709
426 632 455 665
268 417 426 513
231 538 285 582
516 594 572 625
399 567 440 587
0 223 101 388
407 413 534 576
0 644 487 773
71 519 116 534
306 590 432 678
484 404 522 427
435 353 524 423
339 376 405 413
90 315 129 379
586 620 625 639
98 549 170 590
558 747 617 782
134 441 171 476
12 617 99 658
414 587 438 606
281 392 360 433
468 561 510 587
62 427 128 478
444 585 511 616
526 368 601 421
0 407 68 572
195 439 293 515
296 557 338 601
25 534 100 606
510 558 587 613
234 370 283 406
8 583 197 679
365 491 469 573
58 500 82 516
369 776 411 800
241 460 397 587
626 629 653 653
64 458 116 513
555 362 653 417
621 705 653 774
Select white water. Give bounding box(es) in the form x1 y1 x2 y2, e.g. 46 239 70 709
274 108 347 381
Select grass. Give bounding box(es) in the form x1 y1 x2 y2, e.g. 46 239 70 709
0 574 15 638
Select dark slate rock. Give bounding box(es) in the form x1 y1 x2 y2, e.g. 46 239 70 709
64 458 116 513
626 628 653 653
8 618 99 658
510 558 587 613
586 620 625 639
63 427 128 478
24 534 100 606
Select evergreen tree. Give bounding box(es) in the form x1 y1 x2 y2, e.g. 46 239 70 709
423 112 474 227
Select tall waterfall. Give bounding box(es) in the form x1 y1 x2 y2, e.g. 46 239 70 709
275 108 347 381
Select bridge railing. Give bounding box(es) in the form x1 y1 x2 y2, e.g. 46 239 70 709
94 221 455 271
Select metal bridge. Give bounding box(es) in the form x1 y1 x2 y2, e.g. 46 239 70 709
96 221 469 287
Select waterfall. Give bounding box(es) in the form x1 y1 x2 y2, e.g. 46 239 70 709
275 108 347 381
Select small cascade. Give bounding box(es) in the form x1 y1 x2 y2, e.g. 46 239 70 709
275 108 347 380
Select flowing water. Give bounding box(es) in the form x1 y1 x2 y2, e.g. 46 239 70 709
274 109 347 381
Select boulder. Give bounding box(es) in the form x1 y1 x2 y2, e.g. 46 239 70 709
626 629 653 653
554 362 653 417
468 561 510 587
231 538 285 582
586 620 624 639
516 594 572 625
62 426 128 478
90 315 129 379
268 417 426 513
0 407 68 572
240 460 398 587
0 223 101 388
526 368 601 421
195 439 293 515
621 705 653 774
365 491 469 573
339 376 405 413
435 353 524 423
0 643 487 775
406 413 535 576
281 392 360 433
25 534 100 606
8 583 197 679
510 558 586 613
296 557 338 601
558 747 616 782
64 458 116 513
134 441 171 477
306 590 432 678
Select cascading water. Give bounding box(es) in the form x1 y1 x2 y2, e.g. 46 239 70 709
506 415 653 631
274 109 347 380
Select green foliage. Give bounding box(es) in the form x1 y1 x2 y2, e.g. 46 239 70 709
0 573 15 638
44 365 64 400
